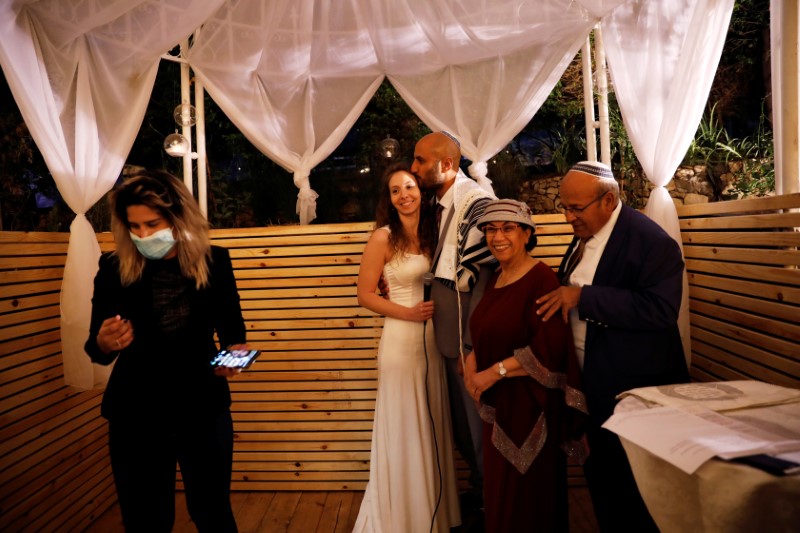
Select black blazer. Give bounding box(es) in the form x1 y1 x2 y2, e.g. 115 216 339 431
559 205 689 423
85 246 246 420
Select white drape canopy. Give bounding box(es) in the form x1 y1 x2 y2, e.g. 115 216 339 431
0 0 735 389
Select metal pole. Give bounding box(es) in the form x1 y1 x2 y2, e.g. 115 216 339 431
581 35 597 162
180 40 193 194
195 76 208 218
594 24 611 166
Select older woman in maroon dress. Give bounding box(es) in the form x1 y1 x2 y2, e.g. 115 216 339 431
464 199 588 532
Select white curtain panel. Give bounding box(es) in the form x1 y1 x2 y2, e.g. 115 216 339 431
602 0 735 366
0 0 226 389
385 0 617 190
188 0 385 224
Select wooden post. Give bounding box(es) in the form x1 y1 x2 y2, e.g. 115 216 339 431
180 40 193 194
582 35 598 162
594 24 611 166
772 0 800 195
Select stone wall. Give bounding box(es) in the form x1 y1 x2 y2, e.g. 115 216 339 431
520 163 745 214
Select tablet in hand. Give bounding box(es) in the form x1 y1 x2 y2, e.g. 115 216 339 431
211 349 262 369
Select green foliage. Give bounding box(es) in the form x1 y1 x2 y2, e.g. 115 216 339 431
525 55 588 175
207 172 255 229
682 102 774 199
488 148 527 200
726 110 775 198
606 97 649 209
549 129 585 175
707 0 770 134
0 112 65 231
684 104 736 170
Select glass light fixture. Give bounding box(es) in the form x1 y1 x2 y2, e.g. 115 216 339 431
380 135 399 159
163 132 190 157
173 103 197 127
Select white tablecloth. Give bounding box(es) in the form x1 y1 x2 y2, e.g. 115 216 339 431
615 383 800 533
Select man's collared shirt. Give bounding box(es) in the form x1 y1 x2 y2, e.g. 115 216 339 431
567 200 623 369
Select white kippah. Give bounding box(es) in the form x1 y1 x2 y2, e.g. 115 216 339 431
570 161 614 179
439 130 461 148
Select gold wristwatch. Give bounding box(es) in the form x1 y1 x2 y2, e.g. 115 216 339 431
497 360 507 378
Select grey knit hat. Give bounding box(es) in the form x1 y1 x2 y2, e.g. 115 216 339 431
477 199 536 231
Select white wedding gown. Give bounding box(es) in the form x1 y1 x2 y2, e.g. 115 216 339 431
353 251 461 533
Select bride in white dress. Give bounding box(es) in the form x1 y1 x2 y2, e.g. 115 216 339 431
353 165 460 533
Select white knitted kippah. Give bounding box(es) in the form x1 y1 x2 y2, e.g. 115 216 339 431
570 161 615 179
439 130 461 148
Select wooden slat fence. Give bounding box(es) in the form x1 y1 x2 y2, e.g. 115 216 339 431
1 194 797 531
213 223 377 491
676 193 800 388
0 231 116 532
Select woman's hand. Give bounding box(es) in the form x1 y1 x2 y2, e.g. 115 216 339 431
96 315 134 354
214 343 250 378
464 351 501 402
406 300 434 322
463 352 484 402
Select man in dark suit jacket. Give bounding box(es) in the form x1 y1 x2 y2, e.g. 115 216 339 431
537 161 689 532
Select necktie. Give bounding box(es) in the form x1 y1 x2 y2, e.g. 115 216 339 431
433 203 444 250
561 238 588 285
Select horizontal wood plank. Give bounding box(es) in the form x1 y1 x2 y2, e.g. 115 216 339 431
685 259 800 287
0 292 60 314
689 286 800 324
676 192 800 216
691 313 800 364
680 212 800 230
681 230 800 247
683 245 800 266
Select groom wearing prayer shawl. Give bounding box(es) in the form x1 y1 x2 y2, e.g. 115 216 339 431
412 132 496 511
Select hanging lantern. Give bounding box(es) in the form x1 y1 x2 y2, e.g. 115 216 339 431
380 135 399 159
173 103 197 127
163 132 190 157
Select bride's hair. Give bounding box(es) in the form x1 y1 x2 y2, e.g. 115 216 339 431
374 162 435 258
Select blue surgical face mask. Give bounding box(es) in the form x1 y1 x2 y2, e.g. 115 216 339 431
130 227 176 260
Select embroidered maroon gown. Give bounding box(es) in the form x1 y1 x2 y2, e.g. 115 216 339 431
470 261 588 533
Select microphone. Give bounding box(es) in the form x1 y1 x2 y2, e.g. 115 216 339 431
423 272 434 302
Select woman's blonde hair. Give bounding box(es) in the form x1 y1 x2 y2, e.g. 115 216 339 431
110 169 211 288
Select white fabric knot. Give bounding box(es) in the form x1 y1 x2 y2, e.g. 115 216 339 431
467 161 494 195
293 171 319 224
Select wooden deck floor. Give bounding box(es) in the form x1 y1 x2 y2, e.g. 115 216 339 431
85 488 599 532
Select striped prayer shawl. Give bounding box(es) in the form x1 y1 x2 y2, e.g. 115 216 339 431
454 195 495 290
435 174 496 291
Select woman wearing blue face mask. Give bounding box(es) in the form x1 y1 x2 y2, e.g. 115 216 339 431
85 169 246 532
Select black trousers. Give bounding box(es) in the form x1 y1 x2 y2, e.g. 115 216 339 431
583 424 658 533
108 410 237 532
